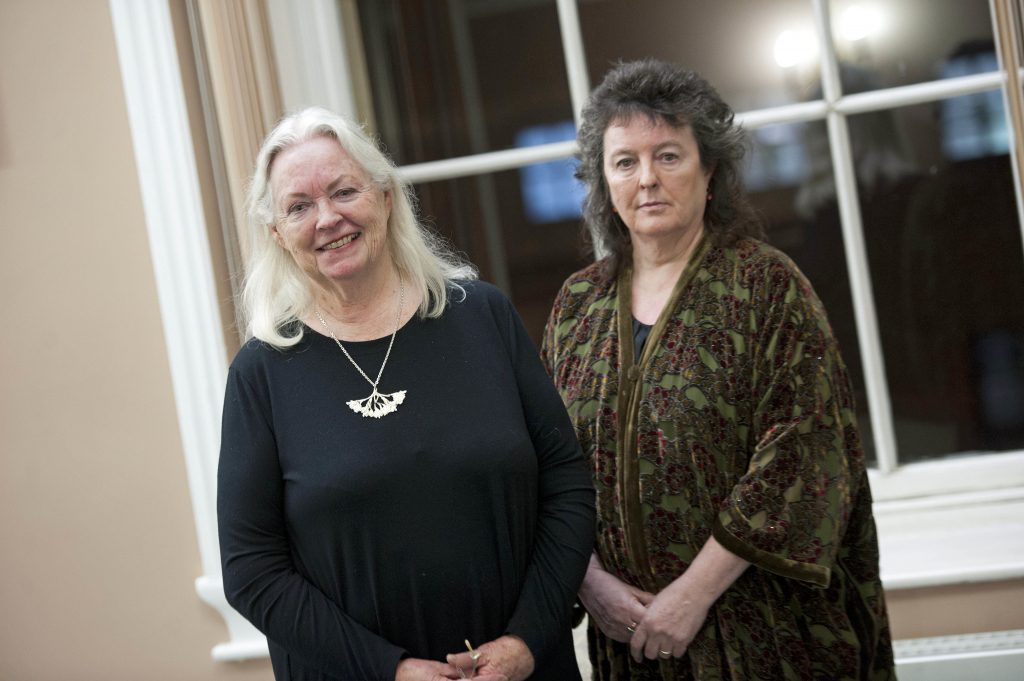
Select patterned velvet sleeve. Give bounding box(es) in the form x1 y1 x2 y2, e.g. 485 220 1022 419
712 258 862 588
540 279 572 377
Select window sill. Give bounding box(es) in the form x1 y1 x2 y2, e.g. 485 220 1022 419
874 485 1024 590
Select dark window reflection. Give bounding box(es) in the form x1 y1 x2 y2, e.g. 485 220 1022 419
775 93 1024 463
855 97 1024 462
746 121 877 465
515 122 585 223
941 42 1008 160
414 167 590 343
829 0 996 93
580 0 819 112
357 0 1024 466
357 0 574 165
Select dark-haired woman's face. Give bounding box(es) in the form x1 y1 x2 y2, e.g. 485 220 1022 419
603 115 711 245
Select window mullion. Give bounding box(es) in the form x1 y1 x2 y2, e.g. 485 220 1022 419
991 0 1024 264
812 0 899 473
556 0 590 126
448 0 512 293
834 71 1004 114
398 139 578 184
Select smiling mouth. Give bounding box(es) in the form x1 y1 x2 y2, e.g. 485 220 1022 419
320 233 359 250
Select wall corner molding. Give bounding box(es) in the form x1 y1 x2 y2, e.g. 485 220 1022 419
108 0 263 659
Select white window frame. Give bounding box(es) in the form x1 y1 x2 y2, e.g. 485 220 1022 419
109 0 266 661
111 0 1024 664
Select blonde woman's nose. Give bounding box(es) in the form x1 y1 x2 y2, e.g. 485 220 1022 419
315 198 342 229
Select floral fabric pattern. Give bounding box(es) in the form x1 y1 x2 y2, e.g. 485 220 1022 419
542 238 894 680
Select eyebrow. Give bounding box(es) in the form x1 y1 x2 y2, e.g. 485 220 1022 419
607 140 684 156
278 173 362 204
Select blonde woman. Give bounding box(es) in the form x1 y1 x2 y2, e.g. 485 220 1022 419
218 107 595 681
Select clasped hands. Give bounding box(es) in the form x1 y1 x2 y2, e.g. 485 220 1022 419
579 558 711 664
395 634 534 681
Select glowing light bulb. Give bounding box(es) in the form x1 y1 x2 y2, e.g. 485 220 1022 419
774 29 817 68
840 4 883 42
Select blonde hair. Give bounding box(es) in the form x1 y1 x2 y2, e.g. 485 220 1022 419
243 107 476 348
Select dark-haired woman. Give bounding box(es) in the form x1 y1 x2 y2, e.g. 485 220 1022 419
542 60 895 680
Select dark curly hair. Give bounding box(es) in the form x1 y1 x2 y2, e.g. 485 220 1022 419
576 59 764 275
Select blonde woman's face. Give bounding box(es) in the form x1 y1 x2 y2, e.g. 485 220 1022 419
269 136 392 287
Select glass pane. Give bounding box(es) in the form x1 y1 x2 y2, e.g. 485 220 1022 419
579 0 820 112
746 121 877 465
849 95 1024 463
414 162 591 343
356 0 574 165
829 0 996 93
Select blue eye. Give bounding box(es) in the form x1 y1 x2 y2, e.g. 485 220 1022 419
287 202 309 215
333 187 357 200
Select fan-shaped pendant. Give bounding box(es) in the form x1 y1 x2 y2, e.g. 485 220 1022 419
347 388 407 418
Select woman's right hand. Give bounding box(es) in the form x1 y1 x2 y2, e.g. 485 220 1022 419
394 657 508 681
578 554 655 643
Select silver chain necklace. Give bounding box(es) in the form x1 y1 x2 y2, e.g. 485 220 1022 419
314 280 407 418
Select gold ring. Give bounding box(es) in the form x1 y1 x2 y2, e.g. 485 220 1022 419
658 650 672 659
626 621 638 633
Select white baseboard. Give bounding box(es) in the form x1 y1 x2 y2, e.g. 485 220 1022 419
576 618 1024 680
894 629 1024 681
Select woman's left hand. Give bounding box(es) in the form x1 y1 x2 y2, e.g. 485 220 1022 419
446 635 534 681
628 579 711 662
629 535 750 662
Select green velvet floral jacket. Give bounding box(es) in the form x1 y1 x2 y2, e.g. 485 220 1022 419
541 237 894 680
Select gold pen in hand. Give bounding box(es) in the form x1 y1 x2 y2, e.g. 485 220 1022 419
463 639 481 677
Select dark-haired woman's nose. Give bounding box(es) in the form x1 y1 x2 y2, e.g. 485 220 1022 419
638 160 658 189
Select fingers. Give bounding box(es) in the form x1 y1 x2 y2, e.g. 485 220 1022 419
643 636 681 661
452 666 507 681
622 611 642 639
630 625 686 663
445 652 481 669
616 593 650 634
631 588 656 605
594 609 640 643
582 572 656 643
396 658 466 681
617 598 648 641
593 598 648 643
594 619 632 643
445 651 485 679
631 634 679 663
444 653 507 681
629 624 646 662
627 599 648 629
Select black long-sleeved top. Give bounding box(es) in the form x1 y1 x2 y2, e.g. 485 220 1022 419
218 281 595 681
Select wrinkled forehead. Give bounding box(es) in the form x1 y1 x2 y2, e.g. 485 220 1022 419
603 112 694 148
607 107 688 135
269 136 369 191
